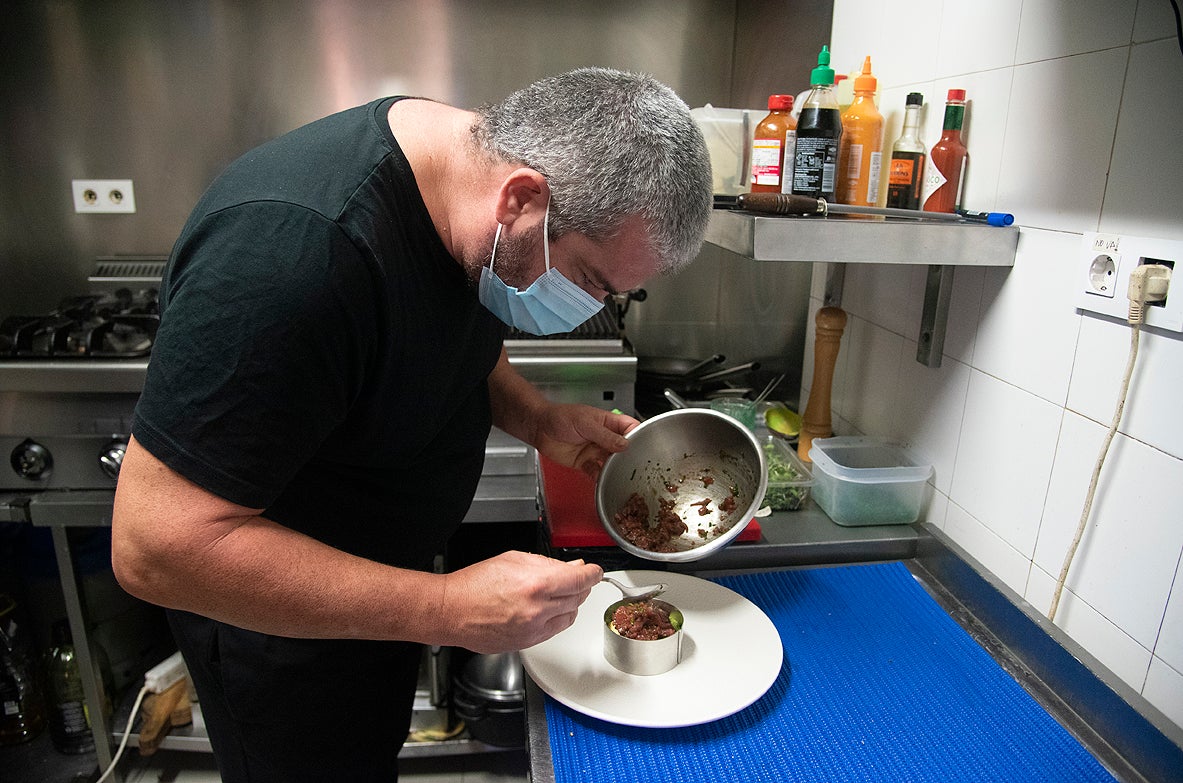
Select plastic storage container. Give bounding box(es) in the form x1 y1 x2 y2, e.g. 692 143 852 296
808 437 931 526
760 434 813 511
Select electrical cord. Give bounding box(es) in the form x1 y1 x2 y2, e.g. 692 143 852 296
95 684 150 783
1048 264 1172 622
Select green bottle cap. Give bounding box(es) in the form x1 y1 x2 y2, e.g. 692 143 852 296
810 45 836 86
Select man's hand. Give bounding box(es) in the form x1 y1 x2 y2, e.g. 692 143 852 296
533 403 638 477
487 349 638 478
440 552 603 653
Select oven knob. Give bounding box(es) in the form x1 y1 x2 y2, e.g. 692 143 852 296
98 440 129 479
10 439 53 481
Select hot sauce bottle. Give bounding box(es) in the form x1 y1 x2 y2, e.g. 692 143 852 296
836 56 884 206
749 94 797 194
921 89 968 213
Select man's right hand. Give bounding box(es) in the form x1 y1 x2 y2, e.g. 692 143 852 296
440 552 603 653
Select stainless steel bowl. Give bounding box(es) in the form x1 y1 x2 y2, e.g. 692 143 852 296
595 408 768 562
603 598 684 676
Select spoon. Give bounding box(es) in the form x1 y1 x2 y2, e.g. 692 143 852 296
602 575 667 602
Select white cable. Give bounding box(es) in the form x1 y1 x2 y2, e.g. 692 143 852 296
1047 263 1170 623
1047 323 1139 622
95 684 149 783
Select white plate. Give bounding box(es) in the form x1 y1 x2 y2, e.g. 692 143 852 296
520 570 783 728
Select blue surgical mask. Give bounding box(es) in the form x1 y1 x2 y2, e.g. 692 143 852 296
478 198 605 335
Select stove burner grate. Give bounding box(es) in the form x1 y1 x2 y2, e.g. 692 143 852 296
0 291 159 359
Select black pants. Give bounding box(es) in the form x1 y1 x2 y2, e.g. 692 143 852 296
167 610 422 783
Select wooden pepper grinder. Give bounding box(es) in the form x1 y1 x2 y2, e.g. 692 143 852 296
798 306 847 462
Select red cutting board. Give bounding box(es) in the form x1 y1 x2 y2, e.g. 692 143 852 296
539 456 761 548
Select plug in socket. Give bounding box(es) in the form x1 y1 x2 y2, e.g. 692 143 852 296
72 179 136 213
1078 233 1182 332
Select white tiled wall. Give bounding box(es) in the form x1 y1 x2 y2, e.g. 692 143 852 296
819 0 1183 731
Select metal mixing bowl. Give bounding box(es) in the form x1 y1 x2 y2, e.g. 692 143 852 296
595 408 768 562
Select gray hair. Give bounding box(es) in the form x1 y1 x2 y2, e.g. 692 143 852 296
471 67 712 275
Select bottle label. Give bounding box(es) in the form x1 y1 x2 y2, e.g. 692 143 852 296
920 156 948 207
780 132 797 194
793 136 840 198
750 138 783 186
844 143 863 179
866 151 882 203
54 700 89 735
886 152 924 209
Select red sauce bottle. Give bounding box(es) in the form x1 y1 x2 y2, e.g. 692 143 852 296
921 89 968 213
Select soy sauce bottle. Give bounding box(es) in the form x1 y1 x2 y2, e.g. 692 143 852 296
792 45 843 202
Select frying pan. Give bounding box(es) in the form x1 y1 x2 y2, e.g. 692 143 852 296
636 354 725 379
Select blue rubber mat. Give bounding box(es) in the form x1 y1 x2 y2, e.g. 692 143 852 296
544 562 1117 782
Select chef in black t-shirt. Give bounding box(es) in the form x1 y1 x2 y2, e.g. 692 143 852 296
112 67 711 782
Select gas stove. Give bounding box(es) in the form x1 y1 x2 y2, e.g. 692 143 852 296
0 257 162 360
1 259 165 496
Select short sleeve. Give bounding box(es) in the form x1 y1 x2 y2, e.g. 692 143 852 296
132 201 381 508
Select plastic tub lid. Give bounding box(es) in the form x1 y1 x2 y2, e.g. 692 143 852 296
808 436 932 484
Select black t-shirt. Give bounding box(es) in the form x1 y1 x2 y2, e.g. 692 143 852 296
133 98 506 569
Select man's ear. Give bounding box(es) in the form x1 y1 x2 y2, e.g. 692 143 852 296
494 168 549 226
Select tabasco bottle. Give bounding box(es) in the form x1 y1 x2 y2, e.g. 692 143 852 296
749 94 797 193
921 89 968 212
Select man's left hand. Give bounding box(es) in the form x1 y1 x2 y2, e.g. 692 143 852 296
533 404 638 478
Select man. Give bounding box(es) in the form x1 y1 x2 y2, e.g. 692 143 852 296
112 67 711 781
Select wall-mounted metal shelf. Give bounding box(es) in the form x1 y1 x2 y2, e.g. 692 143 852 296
704 210 1019 366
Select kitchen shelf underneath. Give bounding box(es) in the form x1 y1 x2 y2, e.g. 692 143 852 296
705 209 1018 266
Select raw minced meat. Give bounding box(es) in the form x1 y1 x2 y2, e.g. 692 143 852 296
614 492 687 552
610 601 677 640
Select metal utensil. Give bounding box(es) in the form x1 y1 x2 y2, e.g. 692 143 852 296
662 388 689 409
752 373 786 405
602 575 667 602
696 360 760 383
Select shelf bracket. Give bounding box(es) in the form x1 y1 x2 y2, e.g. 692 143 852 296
917 264 955 367
823 263 845 308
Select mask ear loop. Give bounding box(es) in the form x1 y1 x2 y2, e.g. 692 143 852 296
488 223 504 274
489 191 548 276
542 194 552 273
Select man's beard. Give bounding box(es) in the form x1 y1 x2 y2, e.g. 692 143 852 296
466 222 542 290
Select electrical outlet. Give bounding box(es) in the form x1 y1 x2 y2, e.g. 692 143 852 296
71 179 136 213
1083 250 1119 298
1078 232 1181 332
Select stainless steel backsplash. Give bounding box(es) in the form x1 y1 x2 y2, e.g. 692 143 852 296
0 0 830 389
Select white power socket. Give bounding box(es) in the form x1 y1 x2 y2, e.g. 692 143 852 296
1078 232 1180 332
72 179 136 213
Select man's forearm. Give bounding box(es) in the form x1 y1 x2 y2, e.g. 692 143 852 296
487 347 550 448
